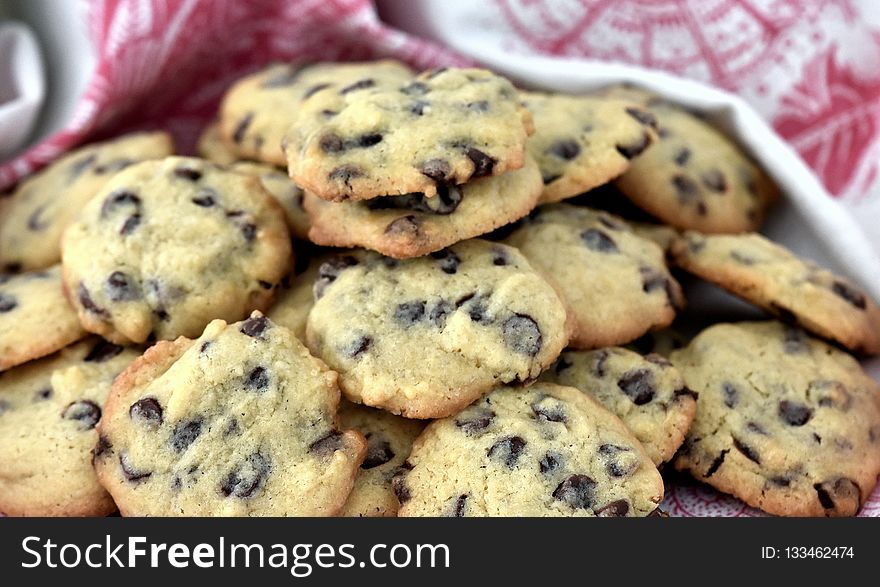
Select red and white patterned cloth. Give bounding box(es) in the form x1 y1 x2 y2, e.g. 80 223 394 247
1 0 878 516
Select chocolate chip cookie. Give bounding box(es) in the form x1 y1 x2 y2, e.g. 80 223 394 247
221 60 414 166
61 156 292 344
94 312 366 516
0 266 87 371
231 161 309 240
540 347 697 466
303 153 542 258
614 100 778 233
286 67 534 201
0 131 174 272
671 321 880 516
306 239 570 418
338 401 425 517
671 231 880 355
505 204 684 349
0 337 140 516
395 382 663 516
521 91 658 203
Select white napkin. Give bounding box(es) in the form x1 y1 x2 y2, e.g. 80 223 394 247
0 21 45 161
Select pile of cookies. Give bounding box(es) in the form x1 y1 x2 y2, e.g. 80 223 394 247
1 60 879 517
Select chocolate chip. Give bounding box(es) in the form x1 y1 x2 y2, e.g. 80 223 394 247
262 65 302 88
346 335 372 359
466 148 495 177
62 400 101 430
673 148 691 166
455 407 495 436
783 325 808 354
554 355 573 374
309 430 344 457
105 271 139 302
730 250 756 265
191 188 217 207
625 107 658 129
391 463 413 503
548 139 580 160
409 100 430 116
302 83 331 99
100 190 141 218
27 205 48 231
596 499 630 517
426 67 448 79
319 133 345 153
487 436 527 468
502 314 542 356
671 174 700 203
704 449 729 478
120 214 141 235
542 173 561 185
618 369 655 405
394 301 425 326
552 475 597 509
814 478 861 511
240 314 270 339
431 249 461 274
69 153 97 179
831 281 866 310
171 418 203 453
129 398 163 426
120 453 152 482
245 366 269 391
340 78 375 94
449 494 469 517
419 158 452 182
778 400 813 426
93 435 112 462
599 444 637 477
770 475 792 487
491 247 510 266
732 437 761 464
328 164 364 185
94 158 135 175
233 113 253 143
0 293 17 313
385 215 421 236
401 81 429 96
640 267 681 309
313 255 358 299
581 228 618 253
427 184 462 214
221 452 270 498
616 131 652 159
465 295 491 324
467 100 489 112
746 421 768 435
429 300 454 326
362 440 395 469
173 167 202 181
532 397 567 423
539 452 562 474
78 283 108 317
645 353 672 367
35 387 52 400
701 169 727 192
591 350 609 378
722 382 738 408
83 340 123 364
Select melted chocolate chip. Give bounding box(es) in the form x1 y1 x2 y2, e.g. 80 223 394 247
429 300 454 326
309 430 344 457
596 499 630 517
394 301 426 326
466 148 495 177
101 190 141 218
581 228 618 253
171 418 203 453
732 437 761 464
129 398 163 426
455 408 495 435
245 366 269 391
491 247 510 266
701 169 727 192
302 83 331 99
105 271 139 301
539 452 562 474
385 215 421 236
552 475 597 509
27 205 48 231
78 283 108 316
69 153 97 179
640 267 680 309
35 387 52 400
548 139 580 160
93 435 112 461
233 113 253 143
401 81 429 96
591 350 610 378
722 382 738 408
314 255 358 298
671 174 700 203
409 100 430 116
449 494 469 517
419 158 452 182
340 78 375 94
783 326 809 354
532 398 567 423
347 335 372 359
120 214 141 235
82 339 123 364
94 158 135 175
467 100 489 112
814 478 861 511
328 164 364 185
391 463 413 503
625 107 658 129
502 314 542 356
616 132 652 159
617 369 656 405
599 444 637 477
362 440 395 469
673 148 691 166
240 314 270 339
487 436 527 468
554 355 573 374
0 293 17 313
191 188 217 207
778 400 813 426
831 281 866 310
704 449 729 478
173 167 202 181
62 400 101 430
119 452 152 482
431 249 461 274
221 452 270 498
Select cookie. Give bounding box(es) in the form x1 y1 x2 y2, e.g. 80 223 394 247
306 239 570 418
196 120 239 165
285 67 534 202
93 312 366 516
0 337 140 516
0 131 174 272
61 156 292 344
614 99 778 233
395 382 663 516
337 401 425 517
220 60 414 166
303 154 542 258
671 321 880 517
266 251 328 342
0 266 87 371
540 347 697 466
231 162 309 240
671 231 880 355
504 204 684 349
520 91 658 204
